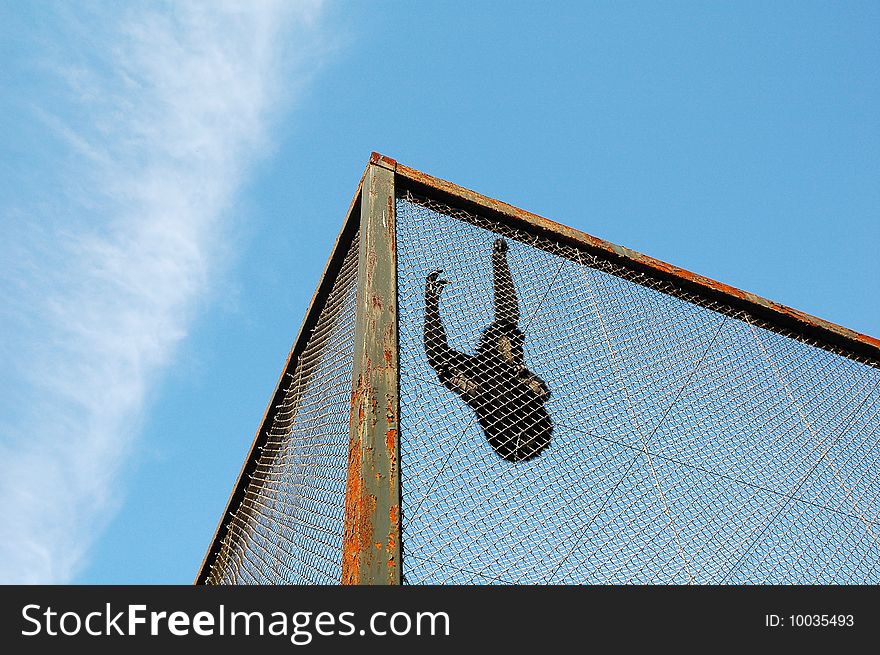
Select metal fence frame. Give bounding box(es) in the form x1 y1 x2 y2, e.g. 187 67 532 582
196 152 880 585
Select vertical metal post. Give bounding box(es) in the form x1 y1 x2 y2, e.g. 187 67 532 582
342 155 401 584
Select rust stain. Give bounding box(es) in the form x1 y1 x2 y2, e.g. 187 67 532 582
386 395 395 422
354 376 365 423
341 429 364 584
385 393 398 473
370 151 398 170
383 323 396 350
348 373 367 429
385 195 396 240
359 493 377 560
342 366 383 584
387 504 400 575
385 428 397 454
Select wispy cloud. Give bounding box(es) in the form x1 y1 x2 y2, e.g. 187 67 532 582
0 1 326 583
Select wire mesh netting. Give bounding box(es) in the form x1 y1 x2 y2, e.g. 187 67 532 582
204 232 360 584
396 192 880 584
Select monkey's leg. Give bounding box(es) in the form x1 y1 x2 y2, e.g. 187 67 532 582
518 368 552 402
492 238 520 326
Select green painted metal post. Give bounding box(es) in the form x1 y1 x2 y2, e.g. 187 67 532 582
341 154 401 584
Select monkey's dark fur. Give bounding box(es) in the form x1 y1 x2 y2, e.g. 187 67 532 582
424 238 552 462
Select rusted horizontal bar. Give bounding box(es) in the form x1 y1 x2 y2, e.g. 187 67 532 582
378 152 880 365
194 166 368 585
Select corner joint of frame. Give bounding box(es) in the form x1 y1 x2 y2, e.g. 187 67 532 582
369 152 398 172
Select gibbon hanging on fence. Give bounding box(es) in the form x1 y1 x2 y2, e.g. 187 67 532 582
423 238 553 462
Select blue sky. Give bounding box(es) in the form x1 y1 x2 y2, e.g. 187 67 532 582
0 1 877 584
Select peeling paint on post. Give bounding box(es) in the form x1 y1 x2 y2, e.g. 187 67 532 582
342 155 401 584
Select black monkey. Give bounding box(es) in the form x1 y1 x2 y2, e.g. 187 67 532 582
424 238 552 462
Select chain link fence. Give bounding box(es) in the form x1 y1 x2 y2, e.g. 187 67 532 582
396 192 880 584
199 171 878 585
203 232 360 584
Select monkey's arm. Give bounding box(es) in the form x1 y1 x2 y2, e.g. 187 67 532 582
492 238 520 326
424 270 482 399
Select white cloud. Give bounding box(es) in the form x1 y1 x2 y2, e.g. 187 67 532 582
0 1 326 583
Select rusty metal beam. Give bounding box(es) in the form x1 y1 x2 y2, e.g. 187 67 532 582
341 157 401 584
194 168 367 585
383 154 880 365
